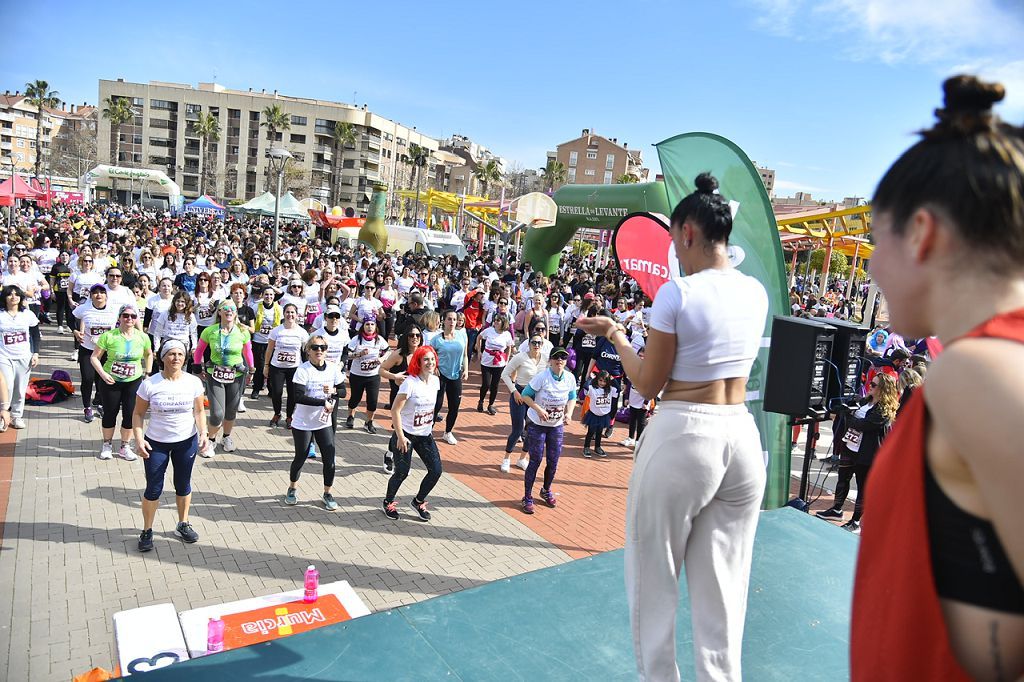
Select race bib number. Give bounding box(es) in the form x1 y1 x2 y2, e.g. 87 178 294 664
318 399 334 424
276 350 297 365
59 279 69 290
413 410 434 427
212 365 236 383
544 405 564 423
843 429 863 448
259 323 272 336
110 361 136 379
198 304 214 318
594 394 611 409
582 334 596 349
2 331 27 346
90 326 111 337
359 358 380 372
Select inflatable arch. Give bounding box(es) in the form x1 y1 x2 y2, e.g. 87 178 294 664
83 165 183 210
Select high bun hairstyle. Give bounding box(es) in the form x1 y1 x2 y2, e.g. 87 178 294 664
669 173 733 244
873 75 1024 271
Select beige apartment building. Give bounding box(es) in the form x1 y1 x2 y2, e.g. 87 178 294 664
550 129 647 190
96 79 440 210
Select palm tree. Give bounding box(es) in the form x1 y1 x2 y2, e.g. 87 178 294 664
24 80 61 181
330 122 358 206
102 96 134 166
406 144 431 224
616 173 639 184
260 105 290 190
540 159 567 191
194 112 221 196
472 159 502 198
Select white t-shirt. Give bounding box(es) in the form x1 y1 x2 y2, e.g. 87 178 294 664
104 285 137 311
586 385 619 417
0 309 38 360
650 269 768 382
312 325 350 367
268 325 310 368
137 372 204 443
73 303 119 351
627 384 650 410
192 293 219 327
347 335 389 377
291 361 346 431
526 369 577 427
71 270 104 299
478 328 514 368
354 296 383 322
397 374 440 437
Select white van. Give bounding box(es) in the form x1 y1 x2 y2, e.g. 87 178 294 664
385 224 467 259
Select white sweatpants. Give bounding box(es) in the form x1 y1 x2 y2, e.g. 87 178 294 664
0 356 32 419
625 401 766 682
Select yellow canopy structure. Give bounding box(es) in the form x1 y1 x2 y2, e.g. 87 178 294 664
394 188 498 228
776 203 873 259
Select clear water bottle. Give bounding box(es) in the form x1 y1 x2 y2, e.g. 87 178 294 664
304 565 319 603
207 616 225 654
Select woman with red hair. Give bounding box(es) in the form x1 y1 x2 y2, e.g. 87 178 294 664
382 345 442 522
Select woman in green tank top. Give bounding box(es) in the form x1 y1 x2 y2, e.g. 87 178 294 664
193 301 255 456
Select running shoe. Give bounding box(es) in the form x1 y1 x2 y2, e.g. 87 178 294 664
583 448 593 459
516 456 529 471
199 438 215 458
221 434 236 453
94 404 103 417
250 388 260 400
477 401 484 413
307 442 317 459
603 426 614 439
99 442 113 460
434 414 443 423
522 496 535 514
621 437 636 448
594 446 607 458
345 415 355 429
322 493 338 511
841 520 861 532
486 405 498 416
285 417 292 429
383 453 394 473
138 529 154 552
57 325 67 335
83 407 95 423
269 414 281 428
119 441 138 461
442 432 457 445
500 457 511 473
285 488 298 506
364 421 377 435
382 499 399 519
67 350 77 362
815 508 844 520
176 521 199 543
410 498 431 522
237 398 247 413
11 417 26 430
539 488 557 508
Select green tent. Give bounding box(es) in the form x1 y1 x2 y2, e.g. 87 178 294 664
233 191 309 220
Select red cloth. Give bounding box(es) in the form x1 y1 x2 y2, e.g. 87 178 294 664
463 300 484 330
851 308 1024 681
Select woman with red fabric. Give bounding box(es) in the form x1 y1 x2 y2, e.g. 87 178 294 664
461 286 485 362
853 75 1024 681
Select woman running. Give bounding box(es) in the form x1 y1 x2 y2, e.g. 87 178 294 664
344 316 389 434
251 285 281 400
476 314 514 415
152 291 197 371
383 345 442 523
73 284 118 423
132 340 208 552
500 332 548 473
193 301 254 456
265 303 309 428
430 310 468 446
284 336 345 511
380 326 422 472
0 284 40 430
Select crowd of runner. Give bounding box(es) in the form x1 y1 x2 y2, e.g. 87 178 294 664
0 199 915 549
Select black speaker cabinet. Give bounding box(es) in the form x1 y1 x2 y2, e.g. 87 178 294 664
824 318 868 402
764 316 836 417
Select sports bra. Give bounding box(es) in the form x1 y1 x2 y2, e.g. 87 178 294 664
925 461 1024 613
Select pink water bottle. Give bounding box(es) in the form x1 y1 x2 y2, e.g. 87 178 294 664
304 565 319 603
206 617 225 654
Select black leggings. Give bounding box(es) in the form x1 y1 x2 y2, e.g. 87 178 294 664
386 431 443 503
433 374 463 433
251 342 268 392
99 377 142 430
478 365 503 406
78 346 100 409
584 425 604 449
53 293 71 328
628 407 648 439
268 365 297 418
832 463 870 522
289 427 337 487
348 374 381 414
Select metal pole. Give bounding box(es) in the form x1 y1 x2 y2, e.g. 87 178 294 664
273 168 283 252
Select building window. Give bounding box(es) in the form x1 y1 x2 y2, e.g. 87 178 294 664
290 115 307 126
250 111 260 121
567 168 576 183
228 109 241 118
150 99 178 111
586 151 597 160
185 103 202 115
584 169 595 176
568 151 578 167
290 133 306 144
132 97 144 106
606 153 615 170
604 170 613 184
16 139 23 148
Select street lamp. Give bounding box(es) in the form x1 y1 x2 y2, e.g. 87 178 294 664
1 154 15 229
266 147 293 252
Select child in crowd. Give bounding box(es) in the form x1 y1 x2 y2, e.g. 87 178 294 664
622 380 652 449
582 370 617 458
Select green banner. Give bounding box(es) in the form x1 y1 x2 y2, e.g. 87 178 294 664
656 133 792 508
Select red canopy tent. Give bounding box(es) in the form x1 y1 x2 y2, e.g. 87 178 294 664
0 174 44 206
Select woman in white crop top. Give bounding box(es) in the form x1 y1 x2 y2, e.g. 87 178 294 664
577 173 768 682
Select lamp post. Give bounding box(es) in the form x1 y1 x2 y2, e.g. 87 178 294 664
266 147 293 252
2 154 15 229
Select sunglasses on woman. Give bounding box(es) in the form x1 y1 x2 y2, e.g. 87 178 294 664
309 344 328 352
121 313 138 319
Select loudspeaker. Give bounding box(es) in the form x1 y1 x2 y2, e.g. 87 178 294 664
824 318 868 403
764 316 835 417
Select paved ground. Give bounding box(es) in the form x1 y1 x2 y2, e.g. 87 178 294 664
0 329 855 680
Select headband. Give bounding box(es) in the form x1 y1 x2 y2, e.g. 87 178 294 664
160 339 187 358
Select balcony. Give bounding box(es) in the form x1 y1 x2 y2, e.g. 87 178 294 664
314 125 334 136
312 162 332 173
362 137 381 151
365 169 381 182
360 151 380 164
0 141 11 151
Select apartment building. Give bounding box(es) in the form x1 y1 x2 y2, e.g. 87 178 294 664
550 129 647 190
96 79 440 210
0 92 56 174
435 134 506 197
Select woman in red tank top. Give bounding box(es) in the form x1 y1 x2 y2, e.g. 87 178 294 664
854 75 1024 680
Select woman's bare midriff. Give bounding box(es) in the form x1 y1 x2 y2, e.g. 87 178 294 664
660 377 749 405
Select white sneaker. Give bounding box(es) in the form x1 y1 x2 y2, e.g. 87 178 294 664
237 398 247 413
516 456 529 471
442 432 457 445
621 437 636 448
118 442 138 461
199 439 215 458
68 350 78 362
57 325 66 335
11 417 26 429
221 434 236 452
99 442 113 460
500 457 511 473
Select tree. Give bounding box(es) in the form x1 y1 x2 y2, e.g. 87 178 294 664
50 115 97 178
330 122 358 206
101 96 134 196
405 144 431 223
282 162 310 198
472 159 502 198
616 173 639 184
193 112 221 197
25 80 61 181
809 248 851 279
540 159 567 191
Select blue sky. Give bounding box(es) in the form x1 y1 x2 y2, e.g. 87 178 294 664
5 0 1022 200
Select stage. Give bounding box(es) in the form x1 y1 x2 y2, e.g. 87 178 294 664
125 508 856 680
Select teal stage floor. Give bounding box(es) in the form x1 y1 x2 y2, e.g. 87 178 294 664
130 508 856 681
